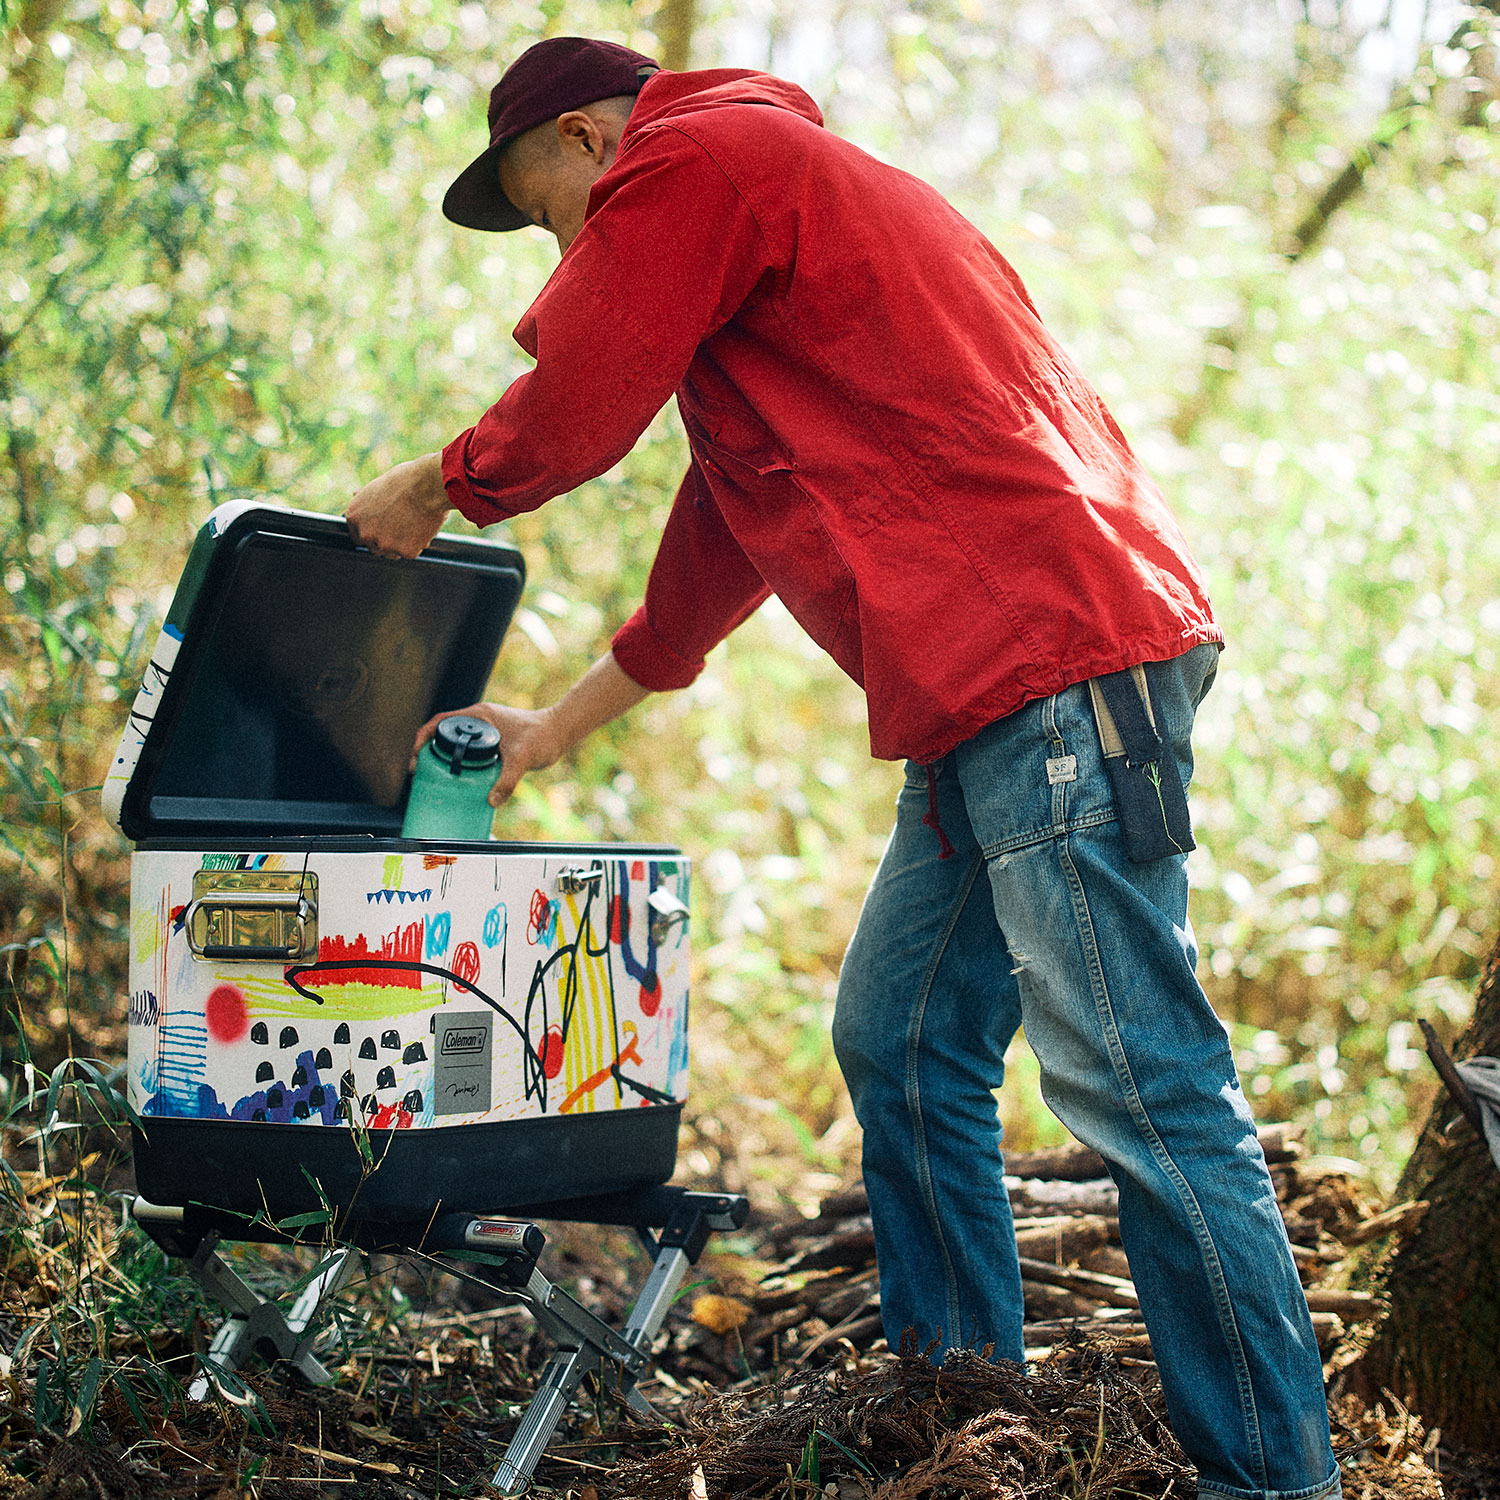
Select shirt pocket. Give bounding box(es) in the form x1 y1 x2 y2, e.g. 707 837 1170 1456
685 398 796 479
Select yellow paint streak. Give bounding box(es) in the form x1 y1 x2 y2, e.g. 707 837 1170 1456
234 974 447 1020
580 935 611 1113
132 908 162 963
558 897 587 1112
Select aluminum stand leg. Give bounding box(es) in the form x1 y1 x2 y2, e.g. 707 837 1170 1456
487 1194 724 1495
177 1231 358 1401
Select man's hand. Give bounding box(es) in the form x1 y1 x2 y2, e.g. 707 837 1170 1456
347 452 451 559
416 650 653 807
413 702 565 807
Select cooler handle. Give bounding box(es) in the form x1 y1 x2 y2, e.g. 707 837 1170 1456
182 890 316 963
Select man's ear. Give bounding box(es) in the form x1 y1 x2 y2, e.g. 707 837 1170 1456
556 109 605 161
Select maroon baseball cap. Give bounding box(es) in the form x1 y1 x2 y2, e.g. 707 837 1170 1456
443 37 660 232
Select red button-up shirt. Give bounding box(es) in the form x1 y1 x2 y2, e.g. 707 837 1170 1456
441 68 1221 763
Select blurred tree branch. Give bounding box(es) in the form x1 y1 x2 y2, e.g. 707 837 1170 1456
2 0 66 143
1170 5 1499 444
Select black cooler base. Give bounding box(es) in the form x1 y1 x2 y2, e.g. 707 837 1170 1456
132 1104 682 1232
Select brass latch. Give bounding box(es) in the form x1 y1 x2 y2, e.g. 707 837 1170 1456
183 870 319 962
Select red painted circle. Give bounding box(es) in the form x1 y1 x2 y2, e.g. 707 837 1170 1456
541 1026 565 1078
638 976 662 1018
205 985 249 1044
453 941 480 985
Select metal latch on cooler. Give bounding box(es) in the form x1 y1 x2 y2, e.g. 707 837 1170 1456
183 870 319 962
647 887 689 945
556 863 603 895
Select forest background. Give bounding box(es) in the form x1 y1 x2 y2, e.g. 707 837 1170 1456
3 0 1499 1222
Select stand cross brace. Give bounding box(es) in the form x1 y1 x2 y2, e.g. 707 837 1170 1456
132 1188 745 1495
180 1231 359 1401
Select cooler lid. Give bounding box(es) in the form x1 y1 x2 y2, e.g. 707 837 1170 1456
103 501 526 842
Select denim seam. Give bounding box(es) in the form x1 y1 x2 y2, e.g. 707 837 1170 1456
904 846 986 1349
1054 830 1269 1490
979 807 1116 861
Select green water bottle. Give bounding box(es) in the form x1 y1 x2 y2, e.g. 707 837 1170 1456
400 715 501 840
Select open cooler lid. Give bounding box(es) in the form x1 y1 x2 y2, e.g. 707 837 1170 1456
103 501 525 842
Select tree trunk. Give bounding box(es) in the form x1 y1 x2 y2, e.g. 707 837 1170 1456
654 0 697 73
1338 925 1500 1451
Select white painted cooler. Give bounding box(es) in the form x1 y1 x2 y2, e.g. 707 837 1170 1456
104 502 690 1235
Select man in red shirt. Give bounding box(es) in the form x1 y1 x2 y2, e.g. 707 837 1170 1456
348 38 1339 1500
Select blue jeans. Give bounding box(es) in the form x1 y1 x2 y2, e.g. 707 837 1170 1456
833 644 1339 1500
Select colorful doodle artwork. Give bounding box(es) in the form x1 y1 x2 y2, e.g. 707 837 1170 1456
129 849 690 1135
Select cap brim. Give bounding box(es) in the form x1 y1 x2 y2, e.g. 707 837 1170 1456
441 145 532 232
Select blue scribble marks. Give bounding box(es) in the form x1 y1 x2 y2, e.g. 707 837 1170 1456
483 904 507 948
426 911 451 958
154 1016 208 1115
367 888 431 904
146 1048 339 1126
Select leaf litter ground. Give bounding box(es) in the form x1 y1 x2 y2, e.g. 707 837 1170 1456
1 1209 1475 1500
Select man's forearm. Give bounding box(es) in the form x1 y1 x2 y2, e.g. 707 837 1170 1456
546 649 652 755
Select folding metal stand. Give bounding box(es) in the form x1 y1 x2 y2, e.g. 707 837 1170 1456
131 1187 748 1495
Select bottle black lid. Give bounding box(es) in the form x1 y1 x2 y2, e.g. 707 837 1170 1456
431 715 502 769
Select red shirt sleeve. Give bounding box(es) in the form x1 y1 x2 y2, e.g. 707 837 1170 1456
611 458 771 690
442 125 774 524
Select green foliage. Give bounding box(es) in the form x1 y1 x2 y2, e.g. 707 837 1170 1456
3 0 1498 1198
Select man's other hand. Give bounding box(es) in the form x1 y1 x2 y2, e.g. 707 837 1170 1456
347 452 451 558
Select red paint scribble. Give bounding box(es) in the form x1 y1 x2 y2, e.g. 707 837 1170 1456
368 1104 414 1130
303 922 425 989
452 941 480 985
528 889 557 944
630 860 645 880
638 975 662 1018
205 984 249 1043
541 1026 565 1079
422 854 458 870
609 895 626 944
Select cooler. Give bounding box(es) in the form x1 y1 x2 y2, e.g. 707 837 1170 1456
103 501 692 1235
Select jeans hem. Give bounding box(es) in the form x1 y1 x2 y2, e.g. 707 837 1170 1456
1196 1467 1343 1500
